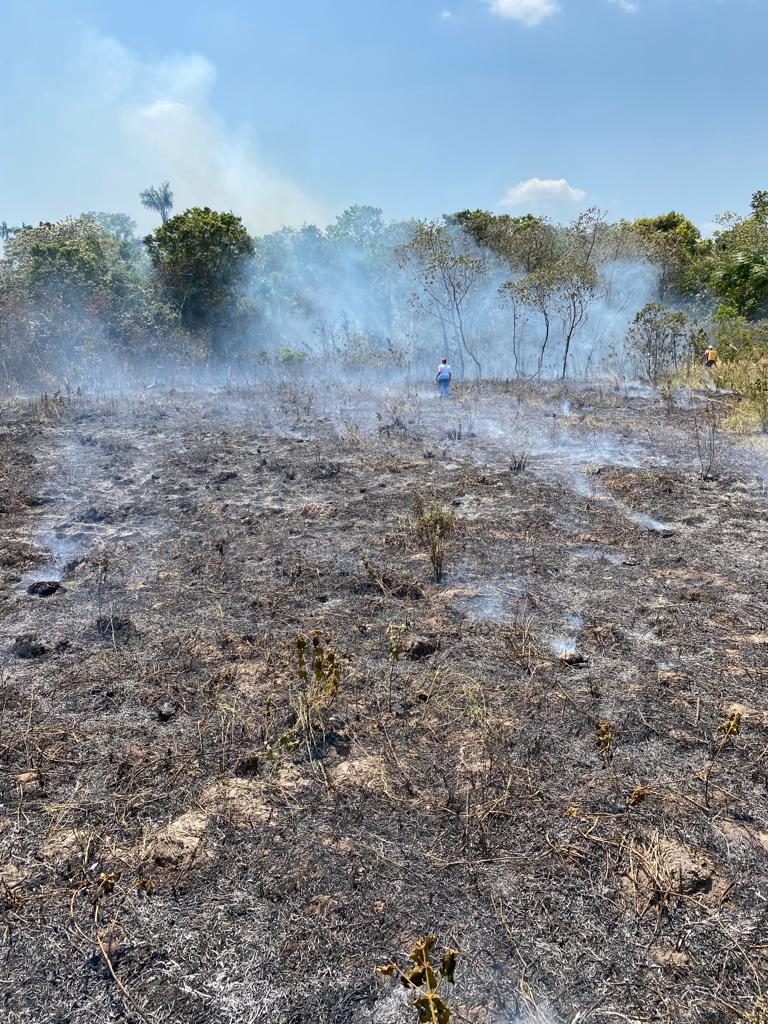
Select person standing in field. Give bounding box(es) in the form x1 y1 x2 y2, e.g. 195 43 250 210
703 345 718 369
435 357 452 398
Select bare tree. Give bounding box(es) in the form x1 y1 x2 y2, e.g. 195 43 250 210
547 210 606 379
498 280 530 377
554 259 599 379
398 221 486 379
506 266 558 377
567 207 608 269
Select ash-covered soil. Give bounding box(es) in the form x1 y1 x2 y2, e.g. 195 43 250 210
1 380 767 1024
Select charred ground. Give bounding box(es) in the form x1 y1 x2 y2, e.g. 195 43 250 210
1 380 767 1024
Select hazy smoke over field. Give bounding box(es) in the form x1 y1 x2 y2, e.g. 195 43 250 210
250 217 661 382
0 192 666 390
0 216 664 392
0 12 674 391
0 20 668 390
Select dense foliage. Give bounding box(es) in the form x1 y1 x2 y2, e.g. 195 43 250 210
0 217 180 384
2 190 768 387
144 207 255 347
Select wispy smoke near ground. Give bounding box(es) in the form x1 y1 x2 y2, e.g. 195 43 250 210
250 221 661 382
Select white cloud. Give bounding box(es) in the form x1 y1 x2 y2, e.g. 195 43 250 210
485 0 560 27
500 177 587 210
440 9 454 18
609 0 639 12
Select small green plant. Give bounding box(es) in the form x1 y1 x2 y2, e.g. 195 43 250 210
412 494 456 583
277 346 307 368
704 708 741 805
377 936 458 1024
385 622 407 712
262 631 342 761
294 631 341 737
596 720 615 766
263 730 299 761
386 622 407 662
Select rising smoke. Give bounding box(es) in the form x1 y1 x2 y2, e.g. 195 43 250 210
0 19 668 391
0 203 665 394
247 217 662 384
0 23 325 235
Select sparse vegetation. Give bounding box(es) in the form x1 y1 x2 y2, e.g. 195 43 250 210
716 356 768 431
692 402 721 480
704 706 742 806
626 302 693 383
595 718 615 766
377 936 458 1024
1 371 767 1024
293 630 342 738
411 493 456 582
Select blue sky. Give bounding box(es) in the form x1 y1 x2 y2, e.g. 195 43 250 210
1 0 765 234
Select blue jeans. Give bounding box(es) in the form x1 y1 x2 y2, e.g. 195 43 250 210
438 378 450 397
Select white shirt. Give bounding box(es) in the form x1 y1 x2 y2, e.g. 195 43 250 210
437 363 452 379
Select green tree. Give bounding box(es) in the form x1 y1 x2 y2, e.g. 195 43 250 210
85 212 138 245
450 210 559 273
750 190 768 224
631 210 705 299
447 209 497 247
633 211 701 252
5 216 131 306
83 212 143 264
625 303 691 382
0 216 178 384
709 198 768 318
326 205 386 250
140 181 174 224
144 207 255 333
504 265 558 376
554 258 599 379
711 306 768 359
711 250 768 317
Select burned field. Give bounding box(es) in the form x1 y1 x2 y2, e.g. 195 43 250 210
1 381 767 1024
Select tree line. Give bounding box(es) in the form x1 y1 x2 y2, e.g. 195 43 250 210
1 183 767 387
